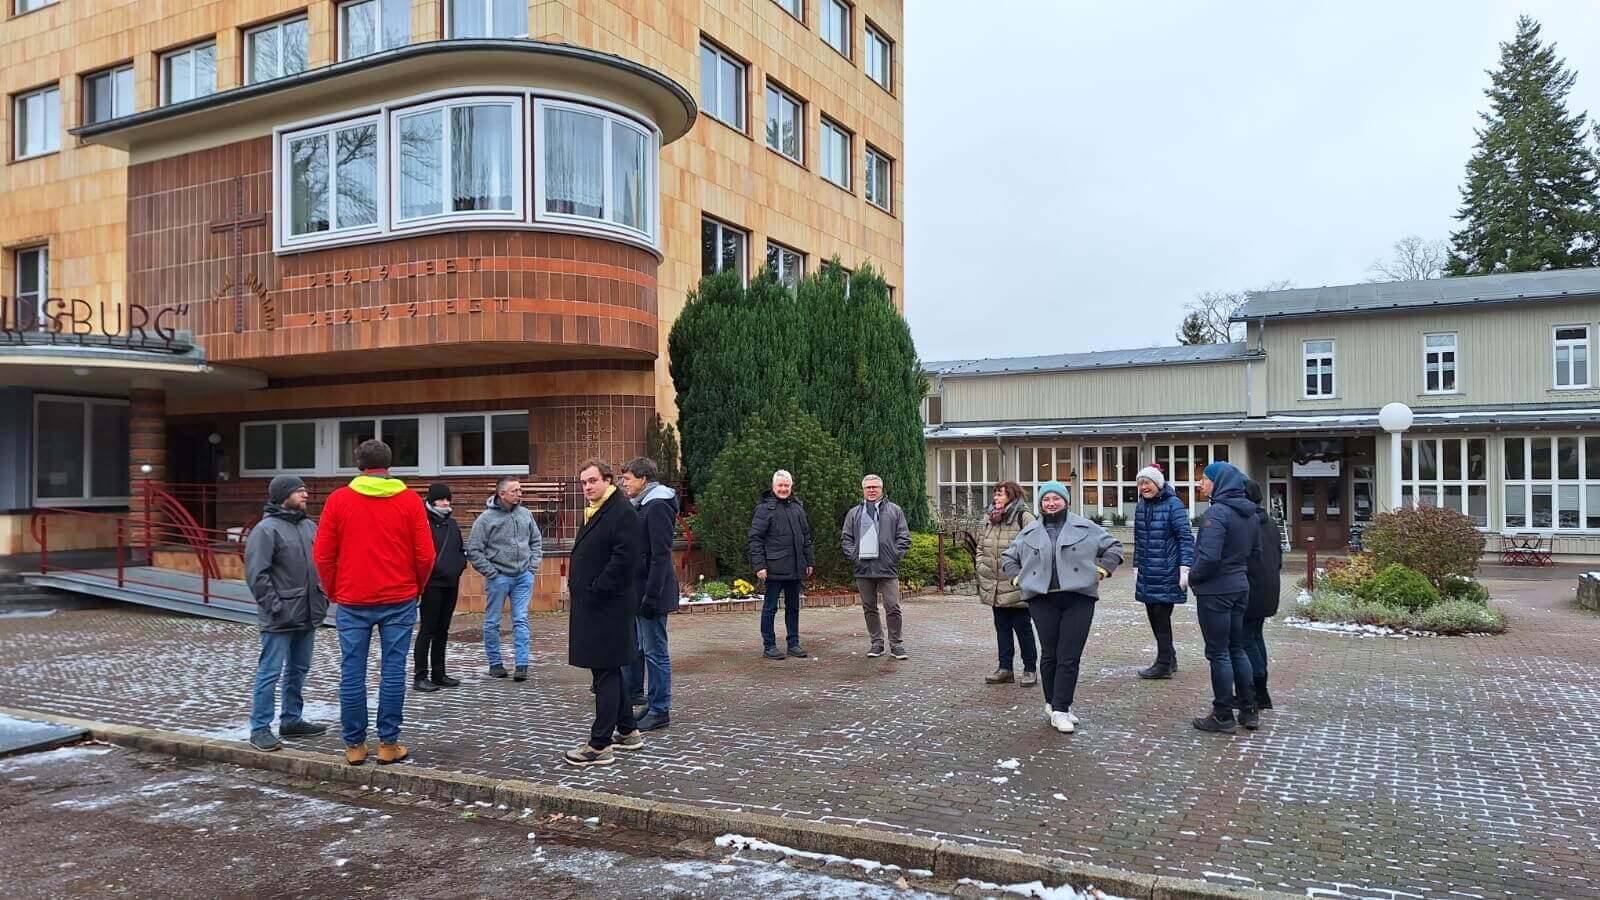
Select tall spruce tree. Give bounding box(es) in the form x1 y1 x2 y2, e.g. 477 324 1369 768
1448 16 1600 275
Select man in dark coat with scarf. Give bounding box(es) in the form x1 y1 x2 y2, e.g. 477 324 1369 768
1189 462 1261 734
563 459 644 768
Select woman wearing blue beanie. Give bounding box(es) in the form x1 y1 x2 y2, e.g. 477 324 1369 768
1001 480 1124 734
1189 461 1261 734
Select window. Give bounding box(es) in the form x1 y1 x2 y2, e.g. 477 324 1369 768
16 247 46 327
1554 326 1590 389
33 397 128 507
16 0 54 12
13 86 60 160
1400 437 1488 527
701 216 747 282
242 411 527 475
340 0 411 59
1151 443 1230 511
922 395 942 427
1303 339 1335 398
337 416 421 470
1423 332 1458 394
936 447 1000 517
161 42 217 106
1017 446 1075 506
699 42 746 130
820 0 850 57
765 82 803 163
865 23 891 89
285 118 380 240
245 16 309 85
820 118 850 189
773 0 802 20
394 97 521 224
765 240 804 289
537 100 653 237
1080 445 1141 517
443 412 527 470
865 145 891 211
83 66 135 125
445 0 527 38
241 421 319 475
1502 435 1600 531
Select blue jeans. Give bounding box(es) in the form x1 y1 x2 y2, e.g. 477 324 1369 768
483 571 533 668
249 628 316 733
624 614 672 715
761 579 802 650
1197 592 1254 716
336 600 417 746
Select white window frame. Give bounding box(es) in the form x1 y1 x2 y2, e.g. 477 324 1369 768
533 98 657 242
31 395 130 508
13 85 60 160
281 114 385 246
936 447 1000 517
772 0 802 21
1423 332 1458 395
83 65 135 126
444 0 528 38
922 394 941 427
702 215 748 284
700 41 746 131
1015 445 1073 505
820 0 850 58
439 411 530 474
765 239 804 289
160 42 217 107
333 415 427 475
1399 436 1489 528
389 94 525 229
16 246 47 328
820 118 851 190
240 420 323 477
1078 444 1141 519
1553 325 1591 390
1150 443 1231 512
865 145 892 211
1501 435 1600 532
15 0 55 13
764 81 804 164
1303 338 1336 399
338 0 412 60
239 411 530 477
244 15 310 85
864 22 892 90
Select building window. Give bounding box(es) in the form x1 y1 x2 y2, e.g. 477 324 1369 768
699 41 746 131
33 397 129 507
820 118 850 189
443 412 528 470
1554 326 1590 389
701 216 747 282
83 66 135 125
773 0 802 20
161 42 217 106
15 246 47 327
340 0 411 59
393 97 522 223
937 447 999 517
241 421 319 475
1150 443 1230 510
1080 445 1141 517
865 145 891 211
13 85 60 160
285 117 380 239
16 0 55 13
536 100 654 238
336 417 421 470
820 0 850 57
445 0 527 38
1400 437 1488 527
241 411 528 475
765 82 803 163
765 240 804 289
245 16 309 85
1016 445 1074 505
865 23 891 89
922 395 942 427
1303 339 1335 398
1502 435 1600 531
1423 332 1458 394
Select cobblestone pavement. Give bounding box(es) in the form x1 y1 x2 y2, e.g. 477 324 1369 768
1 572 1597 898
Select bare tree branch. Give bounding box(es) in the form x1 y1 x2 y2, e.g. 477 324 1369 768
1180 280 1292 343
1368 235 1449 282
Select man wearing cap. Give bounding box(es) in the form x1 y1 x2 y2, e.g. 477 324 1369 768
414 483 468 693
244 475 329 751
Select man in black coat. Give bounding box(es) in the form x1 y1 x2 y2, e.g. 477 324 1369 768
1243 479 1283 712
564 459 644 768
748 469 815 660
414 483 468 693
619 457 680 732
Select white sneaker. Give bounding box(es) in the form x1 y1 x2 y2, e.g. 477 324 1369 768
1067 709 1079 725
1043 702 1053 722
1049 710 1076 733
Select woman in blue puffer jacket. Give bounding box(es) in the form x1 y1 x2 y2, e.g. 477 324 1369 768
1132 463 1192 680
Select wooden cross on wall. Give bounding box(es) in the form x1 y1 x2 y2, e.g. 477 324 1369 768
210 176 268 333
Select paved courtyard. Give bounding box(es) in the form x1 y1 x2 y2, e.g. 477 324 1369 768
1 571 1597 898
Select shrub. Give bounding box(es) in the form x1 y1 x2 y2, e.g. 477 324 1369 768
1357 564 1440 612
1110 512 1128 527
700 580 731 600
1411 599 1507 634
1440 575 1490 605
1322 554 1377 595
1300 589 1397 627
898 532 975 588
1300 588 1507 634
1088 513 1105 525
1362 506 1484 592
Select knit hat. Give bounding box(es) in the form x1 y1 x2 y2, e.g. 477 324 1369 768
1202 461 1229 483
1036 480 1071 508
1136 465 1165 489
268 475 306 505
426 482 452 504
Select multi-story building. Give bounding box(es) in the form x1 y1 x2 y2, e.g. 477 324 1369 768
0 0 904 605
924 269 1600 559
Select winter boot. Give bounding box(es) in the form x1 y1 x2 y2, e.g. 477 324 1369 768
1137 660 1175 680
377 742 409 765
1254 674 1273 710
986 668 1015 684
1192 710 1237 734
1239 707 1261 731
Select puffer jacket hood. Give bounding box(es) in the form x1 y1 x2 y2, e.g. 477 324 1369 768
1189 462 1260 596
1206 463 1256 518
350 474 408 498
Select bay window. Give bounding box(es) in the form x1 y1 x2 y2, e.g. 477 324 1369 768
33 397 129 506
537 100 653 237
245 16 310 85
446 0 527 38
161 42 217 106
285 118 380 240
395 98 520 223
1400 437 1488 527
936 447 1000 517
340 0 411 59
1503 435 1600 531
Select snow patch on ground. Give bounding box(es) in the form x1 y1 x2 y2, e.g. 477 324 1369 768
0 745 111 772
957 876 1123 899
714 834 902 875
996 758 1021 771
1283 618 1413 639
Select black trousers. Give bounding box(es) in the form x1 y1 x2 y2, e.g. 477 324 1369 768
414 581 459 683
1144 603 1176 665
589 667 637 749
991 606 1037 672
1027 591 1096 712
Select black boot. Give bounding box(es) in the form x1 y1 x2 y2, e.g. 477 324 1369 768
1254 674 1272 710
413 677 439 693
1193 710 1237 734
1137 659 1174 680
1239 707 1260 731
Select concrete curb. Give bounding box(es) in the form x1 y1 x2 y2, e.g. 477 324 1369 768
1 705 1294 900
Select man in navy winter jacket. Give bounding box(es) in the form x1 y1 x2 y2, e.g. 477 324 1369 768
620 457 679 732
1189 462 1261 734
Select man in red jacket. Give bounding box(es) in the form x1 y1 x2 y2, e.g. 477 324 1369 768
313 440 435 767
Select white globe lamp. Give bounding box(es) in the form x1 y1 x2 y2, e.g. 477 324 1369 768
1378 402 1414 510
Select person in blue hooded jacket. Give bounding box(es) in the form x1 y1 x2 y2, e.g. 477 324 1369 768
1188 461 1260 734
1132 463 1192 680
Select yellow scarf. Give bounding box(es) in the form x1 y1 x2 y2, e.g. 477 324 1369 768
584 484 616 522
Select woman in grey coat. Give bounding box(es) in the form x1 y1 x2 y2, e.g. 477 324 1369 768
1001 480 1124 734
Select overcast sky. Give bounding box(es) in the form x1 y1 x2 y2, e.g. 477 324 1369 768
903 1 1600 362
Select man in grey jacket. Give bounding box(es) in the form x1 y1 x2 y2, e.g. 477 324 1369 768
465 477 544 682
244 475 330 751
841 474 913 659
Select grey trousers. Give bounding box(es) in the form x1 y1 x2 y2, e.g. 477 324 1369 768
857 577 903 645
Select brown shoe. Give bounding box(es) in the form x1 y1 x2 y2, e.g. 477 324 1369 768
377 742 409 765
345 744 369 766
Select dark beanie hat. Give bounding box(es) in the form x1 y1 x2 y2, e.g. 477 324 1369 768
426 482 452 503
268 475 306 505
